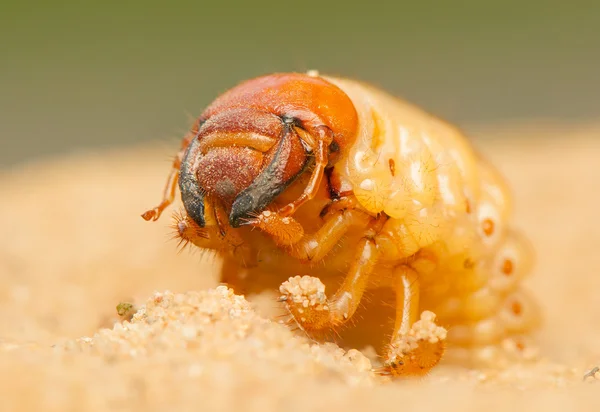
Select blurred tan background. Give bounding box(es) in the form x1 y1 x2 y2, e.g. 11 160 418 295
1 0 599 167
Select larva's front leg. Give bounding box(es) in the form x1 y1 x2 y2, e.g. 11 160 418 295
381 266 447 377
279 236 379 332
141 130 197 222
248 200 371 261
141 160 181 222
247 198 378 332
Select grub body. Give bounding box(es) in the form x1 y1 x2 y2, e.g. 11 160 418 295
143 72 540 374
327 77 540 361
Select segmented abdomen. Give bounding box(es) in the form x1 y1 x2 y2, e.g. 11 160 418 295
326 76 540 359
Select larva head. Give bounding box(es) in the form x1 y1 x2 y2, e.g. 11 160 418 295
179 73 358 229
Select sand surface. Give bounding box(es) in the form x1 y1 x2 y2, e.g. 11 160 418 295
1 124 600 411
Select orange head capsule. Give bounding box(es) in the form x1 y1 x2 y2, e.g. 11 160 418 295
179 73 358 228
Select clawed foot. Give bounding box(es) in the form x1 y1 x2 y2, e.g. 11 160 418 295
141 207 162 221
380 311 447 377
278 276 335 332
278 277 447 378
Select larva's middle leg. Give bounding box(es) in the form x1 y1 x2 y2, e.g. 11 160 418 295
382 266 447 377
279 236 379 332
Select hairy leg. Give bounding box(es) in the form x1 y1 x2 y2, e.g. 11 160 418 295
142 133 195 221
248 196 371 261
382 266 447 377
250 209 372 265
279 236 380 332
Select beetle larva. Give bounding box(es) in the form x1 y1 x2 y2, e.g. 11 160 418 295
142 72 540 376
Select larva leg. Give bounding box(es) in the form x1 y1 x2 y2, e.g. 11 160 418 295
382 266 447 377
250 205 371 262
141 165 180 221
392 266 420 336
276 125 333 217
279 236 379 332
142 133 195 221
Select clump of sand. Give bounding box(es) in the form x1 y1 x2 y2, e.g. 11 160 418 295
62 286 374 385
2 124 600 411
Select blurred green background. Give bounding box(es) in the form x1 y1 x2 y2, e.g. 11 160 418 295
1 0 598 167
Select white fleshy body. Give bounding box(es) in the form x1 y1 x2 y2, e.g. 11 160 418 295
325 77 540 361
